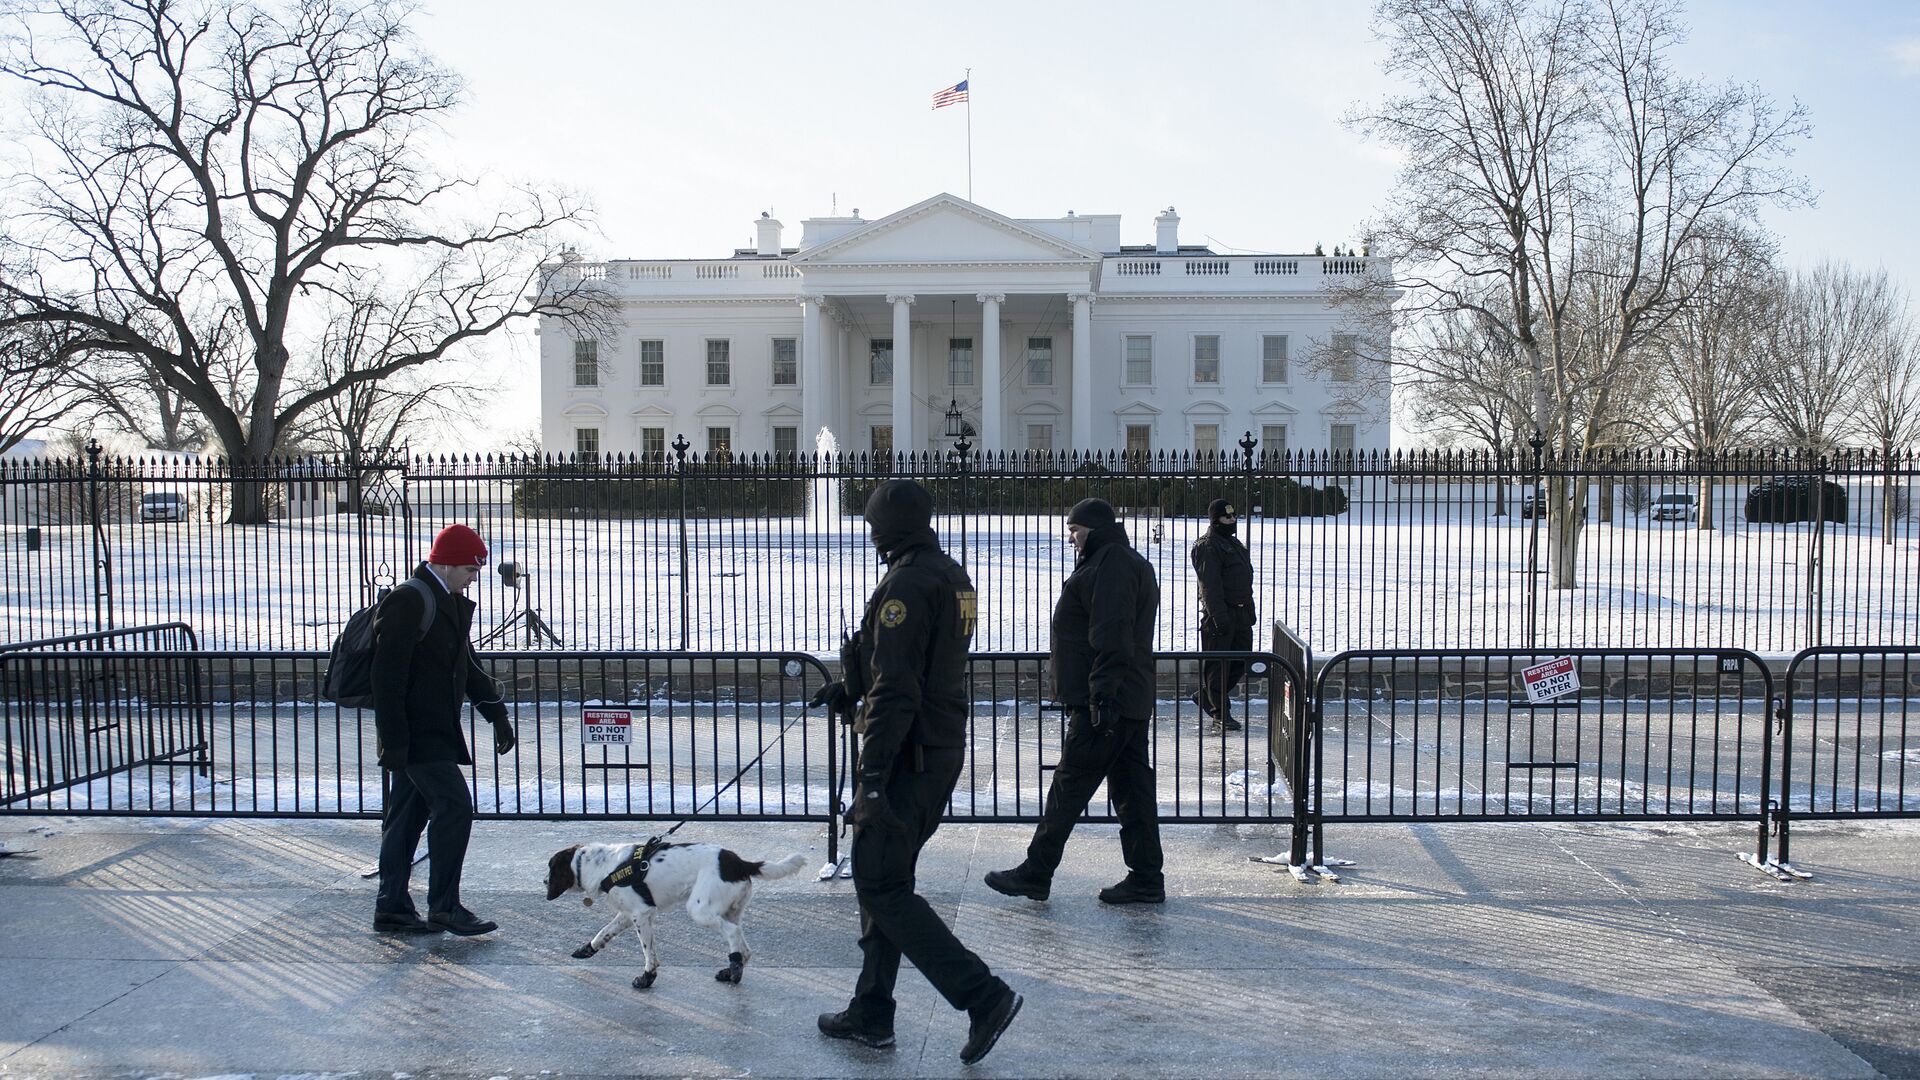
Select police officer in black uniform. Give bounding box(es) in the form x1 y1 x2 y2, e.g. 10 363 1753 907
811 479 1022 1066
984 497 1166 906
1191 497 1255 731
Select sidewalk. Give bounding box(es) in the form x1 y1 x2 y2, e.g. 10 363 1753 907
1 814 1916 1079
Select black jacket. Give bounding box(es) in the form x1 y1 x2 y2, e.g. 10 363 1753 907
371 564 508 769
854 538 977 769
1191 526 1255 622
1050 522 1159 717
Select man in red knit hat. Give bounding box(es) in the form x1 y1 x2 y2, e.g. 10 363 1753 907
370 523 517 936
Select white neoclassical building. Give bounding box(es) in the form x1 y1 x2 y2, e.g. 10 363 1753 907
538 193 1391 459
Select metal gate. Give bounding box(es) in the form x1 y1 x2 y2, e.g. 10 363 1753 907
1308 649 1778 865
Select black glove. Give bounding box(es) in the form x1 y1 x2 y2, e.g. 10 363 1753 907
1091 697 1120 733
852 770 901 830
1202 612 1225 637
492 718 516 755
809 681 855 714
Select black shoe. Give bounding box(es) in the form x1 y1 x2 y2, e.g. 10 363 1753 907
1211 715 1243 732
817 1010 895 1049
428 907 498 936
983 865 1050 902
961 988 1023 1065
373 911 441 934
1098 878 1166 905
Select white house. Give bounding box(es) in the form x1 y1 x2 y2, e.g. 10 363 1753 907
538 193 1392 459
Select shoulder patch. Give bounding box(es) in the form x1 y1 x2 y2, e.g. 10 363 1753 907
879 598 909 628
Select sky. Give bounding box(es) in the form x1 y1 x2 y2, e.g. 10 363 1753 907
63 0 1920 451
406 0 1920 450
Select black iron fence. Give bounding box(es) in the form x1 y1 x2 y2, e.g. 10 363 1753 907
3 445 1915 656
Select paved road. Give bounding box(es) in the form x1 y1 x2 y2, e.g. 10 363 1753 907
2 814 1917 1078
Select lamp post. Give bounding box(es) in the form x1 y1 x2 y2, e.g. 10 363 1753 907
944 398 973 563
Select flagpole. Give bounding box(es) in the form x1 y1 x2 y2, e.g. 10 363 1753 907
965 67 973 202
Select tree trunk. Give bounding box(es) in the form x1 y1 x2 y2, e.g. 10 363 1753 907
1697 475 1717 532
1550 475 1582 591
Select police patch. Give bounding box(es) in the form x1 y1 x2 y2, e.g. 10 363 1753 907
879 599 909 628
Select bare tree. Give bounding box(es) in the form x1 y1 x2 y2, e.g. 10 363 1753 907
0 0 610 522
1637 225 1776 528
1397 301 1533 512
1751 261 1894 456
1840 277 1919 542
0 324 83 455
1349 0 1809 587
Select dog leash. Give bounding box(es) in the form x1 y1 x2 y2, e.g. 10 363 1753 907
647 703 820 844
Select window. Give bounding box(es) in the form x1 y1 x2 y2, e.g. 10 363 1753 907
1027 423 1053 452
869 339 893 385
1125 423 1152 456
1261 424 1288 461
1330 334 1358 382
772 338 797 386
574 427 600 461
1330 423 1356 453
573 339 599 386
1124 335 1154 385
1194 424 1220 456
772 425 798 455
1026 337 1053 385
706 339 731 386
1261 335 1289 384
948 337 974 387
870 425 893 455
1192 335 1220 384
706 426 732 454
639 340 664 386
641 427 665 457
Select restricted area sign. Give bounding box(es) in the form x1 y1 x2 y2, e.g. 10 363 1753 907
582 708 635 745
1519 656 1580 703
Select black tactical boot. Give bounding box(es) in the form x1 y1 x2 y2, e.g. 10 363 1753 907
1097 876 1166 905
983 864 1051 901
817 1009 895 1049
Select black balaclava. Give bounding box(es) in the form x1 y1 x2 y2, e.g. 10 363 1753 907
863 479 937 562
1067 497 1128 562
1207 497 1237 535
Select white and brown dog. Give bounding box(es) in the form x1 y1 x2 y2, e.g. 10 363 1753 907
545 839 808 990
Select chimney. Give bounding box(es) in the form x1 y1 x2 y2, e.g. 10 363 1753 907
1154 206 1180 254
755 212 783 257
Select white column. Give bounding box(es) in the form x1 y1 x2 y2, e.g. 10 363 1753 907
1070 292 1093 450
836 319 854 450
888 294 915 453
801 294 824 451
977 293 1004 452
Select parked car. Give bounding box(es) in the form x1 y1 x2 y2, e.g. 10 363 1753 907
1744 476 1847 524
140 491 188 522
1519 488 1589 520
1650 492 1697 522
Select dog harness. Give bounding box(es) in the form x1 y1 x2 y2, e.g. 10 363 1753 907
595 836 672 905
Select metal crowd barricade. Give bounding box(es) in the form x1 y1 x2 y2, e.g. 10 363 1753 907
1 624 210 806
948 651 1308 827
1307 648 1778 868
1772 646 1920 872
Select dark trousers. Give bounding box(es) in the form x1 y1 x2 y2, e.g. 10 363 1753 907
376 760 474 917
849 745 1004 1026
1198 610 1255 717
1024 709 1164 885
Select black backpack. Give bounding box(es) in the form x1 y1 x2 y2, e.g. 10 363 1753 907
322 578 436 709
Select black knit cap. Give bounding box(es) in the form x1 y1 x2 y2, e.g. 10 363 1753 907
864 479 934 543
1066 497 1116 529
1207 498 1236 523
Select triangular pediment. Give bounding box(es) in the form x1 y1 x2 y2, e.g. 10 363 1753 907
794 194 1100 266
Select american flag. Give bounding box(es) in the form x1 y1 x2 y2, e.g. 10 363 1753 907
931 79 969 109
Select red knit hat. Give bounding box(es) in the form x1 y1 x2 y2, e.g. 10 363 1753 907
428 523 489 567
